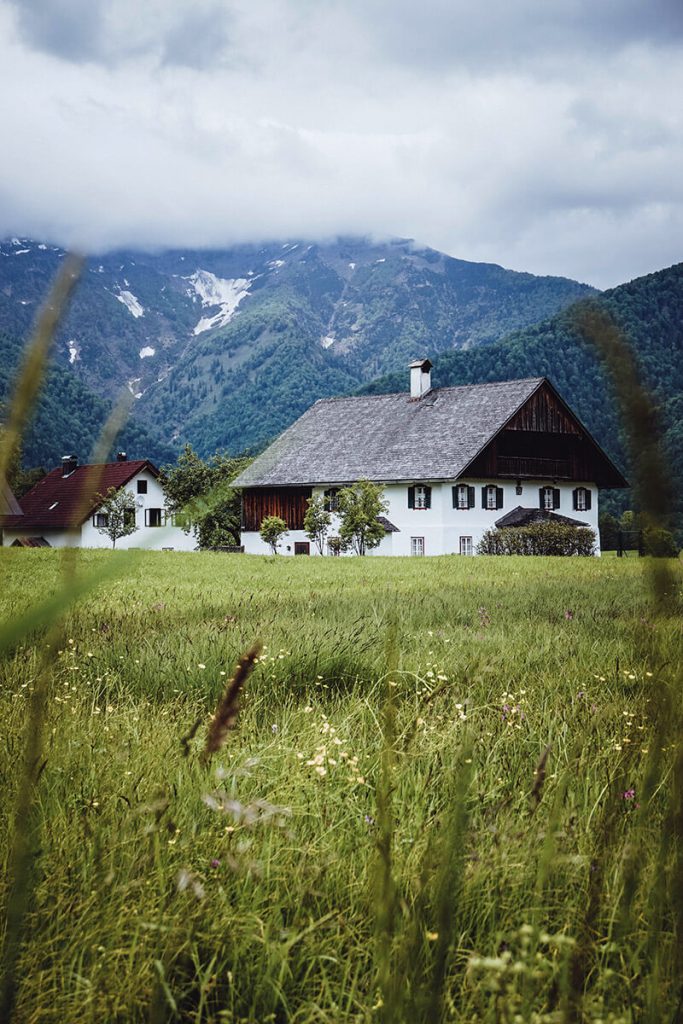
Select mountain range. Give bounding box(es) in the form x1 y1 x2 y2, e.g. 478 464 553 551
0 236 594 463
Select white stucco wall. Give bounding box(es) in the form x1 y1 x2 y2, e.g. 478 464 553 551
240 478 601 556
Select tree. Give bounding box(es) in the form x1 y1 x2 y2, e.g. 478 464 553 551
303 494 332 555
260 515 288 554
94 487 138 548
161 444 252 549
337 479 388 556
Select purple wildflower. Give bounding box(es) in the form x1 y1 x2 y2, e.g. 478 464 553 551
210 858 221 868
621 789 636 801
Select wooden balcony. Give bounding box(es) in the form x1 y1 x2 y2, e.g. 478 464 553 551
496 456 572 479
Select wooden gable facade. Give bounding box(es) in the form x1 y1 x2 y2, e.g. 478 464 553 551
463 381 627 487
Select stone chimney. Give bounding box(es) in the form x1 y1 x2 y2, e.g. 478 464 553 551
116 452 128 462
61 454 78 477
409 359 433 400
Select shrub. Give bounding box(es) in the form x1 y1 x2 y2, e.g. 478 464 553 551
642 526 680 558
477 522 597 556
259 515 288 554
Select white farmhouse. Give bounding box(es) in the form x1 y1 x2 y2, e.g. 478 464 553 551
233 361 627 556
0 454 197 551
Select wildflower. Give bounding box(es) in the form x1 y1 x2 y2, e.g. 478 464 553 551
425 931 439 941
210 858 221 868
364 814 375 826
271 724 278 733
198 663 206 670
564 610 574 620
621 788 636 801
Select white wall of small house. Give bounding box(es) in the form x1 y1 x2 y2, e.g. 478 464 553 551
240 479 600 556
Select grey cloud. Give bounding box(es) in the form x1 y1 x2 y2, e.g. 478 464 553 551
12 0 105 63
160 5 233 70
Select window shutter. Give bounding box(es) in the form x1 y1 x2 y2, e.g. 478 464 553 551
452 486 457 508
539 487 545 509
585 489 592 510
496 487 504 509
553 488 561 509
425 486 431 509
572 488 578 510
468 485 475 509
481 486 488 509
408 486 415 509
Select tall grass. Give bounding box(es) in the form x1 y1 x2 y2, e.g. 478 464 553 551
0 551 680 1021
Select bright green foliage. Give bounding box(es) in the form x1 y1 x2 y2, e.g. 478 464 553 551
161 444 252 549
303 494 332 555
93 486 138 548
478 522 597 556
260 514 288 554
0 551 681 1022
337 479 388 555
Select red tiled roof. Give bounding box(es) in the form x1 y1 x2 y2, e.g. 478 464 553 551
0 460 159 530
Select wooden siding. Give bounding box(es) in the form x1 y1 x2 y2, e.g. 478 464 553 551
242 488 312 531
505 383 581 435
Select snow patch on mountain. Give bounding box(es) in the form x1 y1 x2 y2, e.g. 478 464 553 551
67 340 79 364
321 335 335 349
186 270 251 335
116 289 144 318
139 346 155 359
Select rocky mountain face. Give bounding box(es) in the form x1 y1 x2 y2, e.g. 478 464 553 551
0 236 596 460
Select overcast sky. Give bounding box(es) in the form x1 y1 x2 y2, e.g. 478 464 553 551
1 0 682 288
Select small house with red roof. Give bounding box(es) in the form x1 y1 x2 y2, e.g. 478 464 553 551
0 454 197 551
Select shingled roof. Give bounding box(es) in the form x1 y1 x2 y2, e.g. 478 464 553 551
495 507 590 529
1 460 158 530
234 378 548 487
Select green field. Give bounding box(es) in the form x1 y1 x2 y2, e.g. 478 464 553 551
1 550 681 1023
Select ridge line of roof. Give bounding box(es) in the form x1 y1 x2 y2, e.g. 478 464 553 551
313 377 546 405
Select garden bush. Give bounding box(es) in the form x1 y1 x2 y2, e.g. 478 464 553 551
477 521 597 556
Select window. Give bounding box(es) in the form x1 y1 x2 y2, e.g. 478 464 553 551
93 512 109 528
454 484 471 510
481 485 504 510
411 537 425 556
408 485 431 509
540 487 560 511
145 508 163 527
459 536 473 556
573 487 591 511
324 488 339 512
137 479 148 495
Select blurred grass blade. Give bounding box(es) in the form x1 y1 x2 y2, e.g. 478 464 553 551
0 253 83 488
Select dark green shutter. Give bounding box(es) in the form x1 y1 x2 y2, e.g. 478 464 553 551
468 485 475 508
481 486 488 509
553 488 561 509
572 488 578 510
496 487 504 509
408 486 415 508
452 486 457 508
585 489 592 510
539 487 545 509
425 486 432 509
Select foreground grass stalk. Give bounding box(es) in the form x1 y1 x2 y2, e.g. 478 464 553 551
0 626 63 1020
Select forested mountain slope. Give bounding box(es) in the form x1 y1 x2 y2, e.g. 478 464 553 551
0 330 176 471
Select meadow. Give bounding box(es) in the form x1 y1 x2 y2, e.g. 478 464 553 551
0 549 681 1023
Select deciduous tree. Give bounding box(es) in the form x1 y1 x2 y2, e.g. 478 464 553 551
94 487 138 548
337 479 388 556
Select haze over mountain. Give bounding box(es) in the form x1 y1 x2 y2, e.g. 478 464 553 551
0 236 595 462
